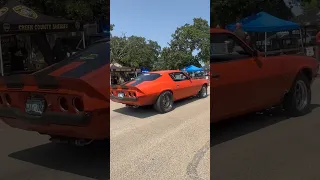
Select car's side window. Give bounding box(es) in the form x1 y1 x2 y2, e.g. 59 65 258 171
169 72 189 81
211 33 253 63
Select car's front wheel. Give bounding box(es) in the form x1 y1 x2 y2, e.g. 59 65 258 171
153 91 174 113
198 84 208 98
283 73 311 116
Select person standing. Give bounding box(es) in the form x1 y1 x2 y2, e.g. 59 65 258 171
53 39 68 63
10 41 27 72
234 23 247 41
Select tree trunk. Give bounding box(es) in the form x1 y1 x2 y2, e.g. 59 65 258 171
30 33 55 65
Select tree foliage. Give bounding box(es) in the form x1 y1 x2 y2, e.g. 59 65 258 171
300 0 318 10
111 18 209 70
211 0 294 27
19 0 109 22
110 35 161 69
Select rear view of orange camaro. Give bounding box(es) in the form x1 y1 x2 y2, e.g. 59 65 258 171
0 39 110 146
111 70 209 113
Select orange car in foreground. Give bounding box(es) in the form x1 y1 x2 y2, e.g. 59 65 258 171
211 28 319 123
111 70 209 113
0 39 110 146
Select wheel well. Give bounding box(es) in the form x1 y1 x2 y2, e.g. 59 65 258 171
203 83 208 87
154 90 173 104
161 89 173 94
300 68 312 82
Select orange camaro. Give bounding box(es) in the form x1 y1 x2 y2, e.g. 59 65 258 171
111 70 209 113
211 28 319 123
0 38 109 146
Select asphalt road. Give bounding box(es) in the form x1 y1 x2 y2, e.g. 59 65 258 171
211 79 320 180
0 122 109 180
110 92 210 180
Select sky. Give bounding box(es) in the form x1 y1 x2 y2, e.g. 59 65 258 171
110 0 210 48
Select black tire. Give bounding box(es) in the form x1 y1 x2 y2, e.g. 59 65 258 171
198 85 208 98
283 73 311 116
153 91 174 113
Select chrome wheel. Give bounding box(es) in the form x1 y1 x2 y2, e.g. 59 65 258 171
201 86 207 97
161 93 172 109
294 80 308 111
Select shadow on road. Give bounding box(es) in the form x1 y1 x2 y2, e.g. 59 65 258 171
9 141 110 180
211 104 320 147
113 95 210 119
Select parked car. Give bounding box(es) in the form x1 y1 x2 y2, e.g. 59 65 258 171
0 38 110 146
211 28 319 123
111 70 209 113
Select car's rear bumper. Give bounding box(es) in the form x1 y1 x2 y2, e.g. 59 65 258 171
110 94 157 106
110 95 138 102
0 108 109 139
0 107 90 126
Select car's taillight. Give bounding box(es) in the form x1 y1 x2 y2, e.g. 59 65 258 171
58 96 69 111
127 92 135 97
72 97 84 112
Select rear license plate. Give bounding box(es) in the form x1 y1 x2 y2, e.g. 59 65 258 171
25 98 45 116
118 92 124 98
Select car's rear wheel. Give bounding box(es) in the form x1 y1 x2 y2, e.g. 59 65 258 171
153 91 173 113
283 73 311 116
198 85 208 98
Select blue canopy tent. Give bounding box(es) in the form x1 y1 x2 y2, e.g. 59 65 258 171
226 12 302 55
140 67 150 73
183 65 203 72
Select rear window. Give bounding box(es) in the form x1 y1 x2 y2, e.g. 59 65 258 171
134 73 161 81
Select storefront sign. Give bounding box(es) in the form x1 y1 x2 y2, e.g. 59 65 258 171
18 24 69 31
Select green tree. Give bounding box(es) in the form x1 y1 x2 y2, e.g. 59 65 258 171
110 24 114 32
155 47 194 70
20 0 109 22
110 35 131 64
157 18 209 70
110 35 161 70
211 0 293 27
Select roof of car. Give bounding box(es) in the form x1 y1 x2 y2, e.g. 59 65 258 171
210 28 232 34
149 70 182 74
